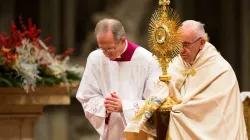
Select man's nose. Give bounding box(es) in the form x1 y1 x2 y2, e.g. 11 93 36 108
102 51 109 55
180 47 185 53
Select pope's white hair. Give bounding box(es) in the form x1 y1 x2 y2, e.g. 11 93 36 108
182 20 208 41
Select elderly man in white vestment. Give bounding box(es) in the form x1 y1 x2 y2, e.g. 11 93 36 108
124 20 247 140
76 18 160 140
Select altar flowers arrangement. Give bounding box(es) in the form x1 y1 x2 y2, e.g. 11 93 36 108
0 17 84 92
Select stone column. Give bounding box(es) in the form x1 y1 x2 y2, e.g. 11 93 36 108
34 112 50 140
39 0 61 52
0 0 15 33
62 0 76 51
49 107 69 140
240 0 250 91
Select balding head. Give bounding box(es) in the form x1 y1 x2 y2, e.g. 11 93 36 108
95 18 127 60
94 18 126 43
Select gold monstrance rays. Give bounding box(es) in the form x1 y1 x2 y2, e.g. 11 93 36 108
148 0 182 83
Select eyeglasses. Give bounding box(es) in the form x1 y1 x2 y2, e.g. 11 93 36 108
182 37 201 49
100 47 117 52
100 40 122 52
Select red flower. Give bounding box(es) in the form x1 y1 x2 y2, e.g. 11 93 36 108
44 36 51 43
40 62 51 66
8 54 18 61
1 48 18 64
48 46 56 53
0 17 76 67
15 41 22 47
61 48 74 59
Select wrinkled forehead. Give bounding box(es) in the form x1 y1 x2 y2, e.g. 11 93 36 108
180 26 196 41
96 31 115 43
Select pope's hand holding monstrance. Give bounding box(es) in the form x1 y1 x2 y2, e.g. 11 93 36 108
124 0 182 139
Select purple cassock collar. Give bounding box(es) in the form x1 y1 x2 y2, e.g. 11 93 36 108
112 41 138 61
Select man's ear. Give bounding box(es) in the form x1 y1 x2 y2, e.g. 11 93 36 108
121 36 126 42
120 36 127 45
200 38 206 49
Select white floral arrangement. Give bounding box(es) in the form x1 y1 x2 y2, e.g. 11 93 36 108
0 17 84 92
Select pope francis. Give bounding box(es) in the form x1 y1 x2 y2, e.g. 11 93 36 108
124 20 247 140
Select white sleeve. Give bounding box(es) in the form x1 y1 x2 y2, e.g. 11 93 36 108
76 55 106 138
122 58 161 124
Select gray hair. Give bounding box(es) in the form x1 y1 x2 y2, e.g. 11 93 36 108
182 20 208 41
94 18 126 42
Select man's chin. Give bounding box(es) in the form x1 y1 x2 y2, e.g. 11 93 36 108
104 55 115 60
181 56 189 63
109 57 117 60
180 55 186 60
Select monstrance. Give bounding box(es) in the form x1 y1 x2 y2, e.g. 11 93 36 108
148 0 182 83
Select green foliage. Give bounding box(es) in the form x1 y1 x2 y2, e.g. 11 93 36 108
0 66 23 88
66 71 82 81
0 77 13 87
37 76 63 86
0 64 82 88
